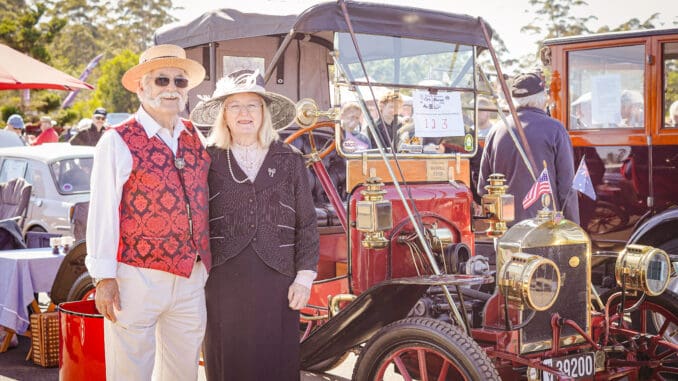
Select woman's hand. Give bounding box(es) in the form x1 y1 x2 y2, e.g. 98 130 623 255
288 282 311 310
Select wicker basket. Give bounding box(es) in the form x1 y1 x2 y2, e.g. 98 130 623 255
30 311 59 367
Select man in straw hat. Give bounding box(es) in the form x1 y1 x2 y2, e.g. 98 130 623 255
85 44 211 380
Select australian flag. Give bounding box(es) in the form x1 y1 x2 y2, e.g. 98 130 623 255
522 168 552 210
572 157 596 200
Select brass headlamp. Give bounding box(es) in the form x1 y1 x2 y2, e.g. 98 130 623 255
498 253 561 311
356 168 392 248
615 244 671 296
481 173 514 236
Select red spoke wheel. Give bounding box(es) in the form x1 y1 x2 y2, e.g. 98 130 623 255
606 290 678 380
353 317 499 381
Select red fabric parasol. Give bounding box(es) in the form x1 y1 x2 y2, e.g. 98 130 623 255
0 44 94 91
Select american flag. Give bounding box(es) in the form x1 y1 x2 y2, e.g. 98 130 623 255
522 168 552 210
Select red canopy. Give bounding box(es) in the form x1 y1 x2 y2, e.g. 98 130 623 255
0 44 94 91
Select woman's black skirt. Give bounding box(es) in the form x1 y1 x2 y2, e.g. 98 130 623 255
204 245 299 381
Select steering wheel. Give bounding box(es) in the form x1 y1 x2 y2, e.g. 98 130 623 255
283 121 336 160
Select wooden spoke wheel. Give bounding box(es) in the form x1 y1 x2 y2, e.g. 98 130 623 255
353 317 500 381
283 121 336 160
605 290 678 380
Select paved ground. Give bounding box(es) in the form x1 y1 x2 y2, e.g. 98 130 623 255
0 335 354 381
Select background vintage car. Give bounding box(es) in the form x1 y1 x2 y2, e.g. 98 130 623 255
0 142 92 235
105 112 131 126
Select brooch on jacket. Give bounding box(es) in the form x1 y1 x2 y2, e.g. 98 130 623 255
268 168 276 177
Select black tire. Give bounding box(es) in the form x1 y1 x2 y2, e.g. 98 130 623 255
304 352 350 373
658 237 678 255
352 317 499 381
67 272 94 301
24 225 47 242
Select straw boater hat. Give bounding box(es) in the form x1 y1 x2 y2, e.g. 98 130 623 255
121 44 205 92
190 69 296 130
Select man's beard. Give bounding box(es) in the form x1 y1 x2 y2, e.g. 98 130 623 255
142 89 186 112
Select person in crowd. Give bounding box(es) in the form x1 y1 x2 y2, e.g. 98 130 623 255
478 71 579 224
190 69 319 381
619 89 643 127
400 100 414 125
369 91 404 149
31 116 58 145
477 96 496 138
85 44 210 381
6 114 27 144
70 107 108 146
571 92 592 129
668 100 678 127
340 102 370 152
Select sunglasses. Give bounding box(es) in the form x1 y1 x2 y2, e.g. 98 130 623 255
153 76 189 88
93 116 105 121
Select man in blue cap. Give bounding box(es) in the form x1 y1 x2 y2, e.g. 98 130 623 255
477 71 579 224
6 114 27 144
70 107 108 146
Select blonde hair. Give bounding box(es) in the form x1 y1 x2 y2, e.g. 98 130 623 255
341 102 362 116
207 95 279 149
378 91 403 107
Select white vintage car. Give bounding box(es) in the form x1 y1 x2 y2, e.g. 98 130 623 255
0 143 92 235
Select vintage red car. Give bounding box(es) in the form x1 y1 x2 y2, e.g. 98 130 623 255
52 2 673 380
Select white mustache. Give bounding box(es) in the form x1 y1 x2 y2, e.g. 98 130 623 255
144 90 186 111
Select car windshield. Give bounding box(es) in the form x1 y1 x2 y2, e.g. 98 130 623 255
106 113 131 126
334 33 485 156
50 157 93 194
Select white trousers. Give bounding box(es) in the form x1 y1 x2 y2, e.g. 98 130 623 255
104 261 208 381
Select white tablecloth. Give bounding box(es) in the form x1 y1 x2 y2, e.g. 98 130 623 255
0 248 65 333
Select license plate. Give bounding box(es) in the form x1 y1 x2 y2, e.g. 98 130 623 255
542 352 595 380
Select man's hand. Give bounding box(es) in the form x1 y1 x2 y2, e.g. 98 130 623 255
94 279 121 322
288 282 311 310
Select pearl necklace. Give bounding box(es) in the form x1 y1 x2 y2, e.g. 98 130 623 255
226 148 250 184
231 142 262 170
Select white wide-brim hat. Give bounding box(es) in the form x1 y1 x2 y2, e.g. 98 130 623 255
190 69 296 130
122 44 205 92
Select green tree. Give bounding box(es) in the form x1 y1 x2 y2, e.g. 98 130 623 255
107 0 178 51
92 50 139 113
46 0 108 73
521 0 596 40
596 13 660 33
0 1 66 62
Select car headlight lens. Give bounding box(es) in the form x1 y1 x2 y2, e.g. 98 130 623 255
615 244 671 296
498 253 561 311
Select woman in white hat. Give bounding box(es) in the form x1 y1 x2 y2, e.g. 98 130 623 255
192 69 319 380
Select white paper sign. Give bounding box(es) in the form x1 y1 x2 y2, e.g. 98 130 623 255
412 90 465 137
591 74 622 126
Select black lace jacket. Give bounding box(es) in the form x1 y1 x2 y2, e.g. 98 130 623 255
207 140 319 277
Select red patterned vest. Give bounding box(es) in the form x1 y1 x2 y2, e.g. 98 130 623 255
116 118 211 277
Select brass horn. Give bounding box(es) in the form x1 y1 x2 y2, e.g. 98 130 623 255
294 98 338 128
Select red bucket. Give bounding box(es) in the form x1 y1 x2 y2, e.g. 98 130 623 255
58 300 105 380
